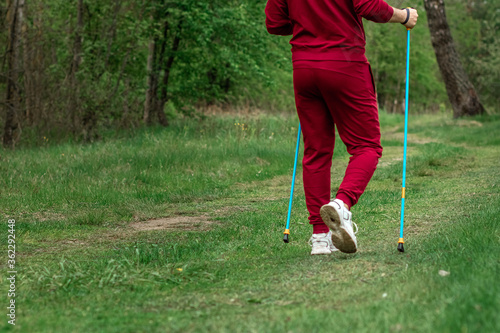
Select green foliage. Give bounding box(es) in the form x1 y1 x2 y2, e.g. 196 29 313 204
160 1 281 106
446 0 500 110
365 0 448 113
1 0 498 146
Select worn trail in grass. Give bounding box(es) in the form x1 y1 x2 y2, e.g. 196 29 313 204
1 112 499 332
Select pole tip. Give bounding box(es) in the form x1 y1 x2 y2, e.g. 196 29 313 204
283 234 289 243
397 243 405 252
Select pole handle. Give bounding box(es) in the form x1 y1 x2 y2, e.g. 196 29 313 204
405 7 414 30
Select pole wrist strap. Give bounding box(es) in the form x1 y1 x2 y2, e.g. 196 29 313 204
401 8 410 25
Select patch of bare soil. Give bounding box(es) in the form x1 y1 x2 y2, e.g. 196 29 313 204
378 157 403 168
384 132 438 144
199 105 286 117
235 174 297 201
377 146 413 168
445 119 483 127
129 215 216 232
7 211 67 223
62 239 87 245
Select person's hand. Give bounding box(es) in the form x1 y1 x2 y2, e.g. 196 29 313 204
403 8 418 29
389 7 419 29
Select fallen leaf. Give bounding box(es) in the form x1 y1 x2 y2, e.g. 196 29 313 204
438 270 450 277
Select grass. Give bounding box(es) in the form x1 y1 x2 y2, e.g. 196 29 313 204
1 111 499 332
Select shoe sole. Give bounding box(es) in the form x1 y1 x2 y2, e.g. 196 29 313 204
320 205 357 253
311 249 332 255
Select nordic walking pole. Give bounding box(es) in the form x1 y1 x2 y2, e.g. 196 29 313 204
398 28 411 253
283 123 301 243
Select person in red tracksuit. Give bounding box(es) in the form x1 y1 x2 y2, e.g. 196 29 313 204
265 0 418 255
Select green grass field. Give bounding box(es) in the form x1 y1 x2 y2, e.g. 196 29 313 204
1 111 499 332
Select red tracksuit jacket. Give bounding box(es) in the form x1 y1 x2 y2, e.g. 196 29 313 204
265 0 394 62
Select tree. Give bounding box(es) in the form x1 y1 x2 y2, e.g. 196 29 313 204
424 0 485 118
143 3 182 127
3 0 23 148
67 0 83 134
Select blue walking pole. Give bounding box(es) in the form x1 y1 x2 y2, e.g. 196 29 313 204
283 123 301 243
398 28 411 253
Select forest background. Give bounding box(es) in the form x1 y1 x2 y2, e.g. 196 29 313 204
0 0 499 147
1 2 499 331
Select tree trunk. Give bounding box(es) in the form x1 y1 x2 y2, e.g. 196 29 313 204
143 38 158 125
32 4 44 123
157 22 182 127
104 0 121 71
151 19 169 127
424 0 485 118
144 16 178 128
3 0 23 148
121 78 131 128
68 0 84 133
21 0 34 125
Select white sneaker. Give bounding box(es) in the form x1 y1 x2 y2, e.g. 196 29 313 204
320 199 358 253
309 231 339 255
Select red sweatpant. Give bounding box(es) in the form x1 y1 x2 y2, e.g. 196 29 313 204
293 61 383 234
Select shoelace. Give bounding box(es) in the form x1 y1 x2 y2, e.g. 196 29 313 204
352 222 359 235
308 223 358 248
308 233 330 248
